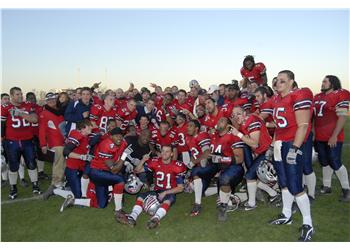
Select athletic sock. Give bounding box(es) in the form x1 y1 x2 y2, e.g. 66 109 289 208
247 181 257 206
281 189 294 219
257 182 277 197
193 178 203 204
219 190 231 205
53 188 74 198
8 171 18 185
295 193 312 227
129 205 143 221
37 160 44 173
304 172 316 198
114 194 123 211
335 165 350 189
323 165 333 187
74 198 91 207
28 169 38 182
18 164 25 179
81 177 89 197
153 207 167 220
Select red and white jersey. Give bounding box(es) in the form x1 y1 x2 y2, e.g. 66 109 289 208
186 96 196 107
258 98 275 136
145 158 186 191
175 123 189 153
115 103 138 131
1 102 36 140
65 130 90 171
186 131 211 160
31 103 43 137
239 115 272 155
240 62 267 85
165 101 180 119
314 89 350 142
90 136 128 171
114 98 127 109
89 104 118 134
250 98 260 113
221 97 251 117
92 95 103 106
173 99 192 112
154 103 167 123
135 124 157 135
210 132 244 165
202 109 226 131
272 88 313 142
151 128 179 152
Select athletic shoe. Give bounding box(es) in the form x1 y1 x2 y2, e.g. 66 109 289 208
269 193 281 204
227 194 240 212
60 194 74 212
146 217 160 229
8 186 17 200
190 203 201 216
217 203 228 222
320 185 332 195
243 201 257 211
269 213 293 225
19 178 29 188
298 224 314 241
115 210 129 224
42 185 55 200
38 171 50 180
32 183 42 195
239 183 247 192
127 216 137 228
339 189 350 202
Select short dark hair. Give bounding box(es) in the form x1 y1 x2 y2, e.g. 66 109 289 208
160 120 170 127
255 86 274 98
325 75 342 90
81 87 92 93
243 55 255 66
219 83 226 88
178 89 187 96
165 93 174 100
161 144 173 152
76 119 92 130
26 92 35 99
1 93 9 99
189 119 201 130
139 115 150 121
10 87 22 96
206 97 216 104
278 70 295 80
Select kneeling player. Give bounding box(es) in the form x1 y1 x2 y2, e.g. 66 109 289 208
127 145 186 229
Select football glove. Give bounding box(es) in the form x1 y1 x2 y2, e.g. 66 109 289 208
286 146 302 165
80 154 93 162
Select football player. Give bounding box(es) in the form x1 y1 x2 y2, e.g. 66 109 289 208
268 70 314 241
221 84 251 117
115 98 138 131
314 75 350 201
254 86 276 137
151 121 179 160
126 145 187 229
240 55 267 86
202 97 225 133
231 106 280 210
1 87 42 199
175 113 190 165
186 120 211 216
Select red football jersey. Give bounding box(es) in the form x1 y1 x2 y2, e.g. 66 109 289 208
90 137 128 171
92 95 103 106
165 100 180 119
210 132 244 165
239 115 272 154
314 89 350 142
115 103 138 130
135 124 157 135
173 99 192 112
151 128 179 152
186 131 211 160
240 62 266 85
202 109 225 131
31 103 43 137
222 97 251 117
154 103 167 123
258 98 275 137
145 158 187 191
176 123 189 153
272 88 313 142
89 104 118 134
66 130 90 171
1 102 36 140
186 96 196 107
114 98 127 109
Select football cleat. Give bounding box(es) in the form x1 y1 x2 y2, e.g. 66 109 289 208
320 185 332 195
269 193 281 204
243 201 257 211
269 213 293 225
42 185 55 200
19 178 29 188
38 171 50 180
146 217 160 229
115 210 129 225
32 183 42 195
60 194 75 212
190 203 202 217
298 224 314 242
127 216 137 228
239 183 247 192
217 203 228 222
339 189 350 202
8 186 18 200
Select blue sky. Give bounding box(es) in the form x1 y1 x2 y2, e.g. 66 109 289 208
1 9 349 94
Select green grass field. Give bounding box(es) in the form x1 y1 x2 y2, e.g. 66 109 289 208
1 119 350 242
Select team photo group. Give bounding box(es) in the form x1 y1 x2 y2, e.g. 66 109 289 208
1 55 350 242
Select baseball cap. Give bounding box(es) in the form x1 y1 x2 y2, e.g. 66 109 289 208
45 92 57 101
207 84 219 94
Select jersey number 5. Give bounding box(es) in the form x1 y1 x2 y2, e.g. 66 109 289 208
11 117 31 128
274 107 288 128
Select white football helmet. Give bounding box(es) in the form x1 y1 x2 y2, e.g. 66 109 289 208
257 160 277 185
143 194 160 216
189 79 199 89
124 174 143 195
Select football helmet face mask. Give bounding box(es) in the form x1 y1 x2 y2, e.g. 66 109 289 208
257 159 278 185
143 194 160 216
124 174 143 195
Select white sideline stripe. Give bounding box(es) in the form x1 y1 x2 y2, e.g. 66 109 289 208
1 195 42 205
